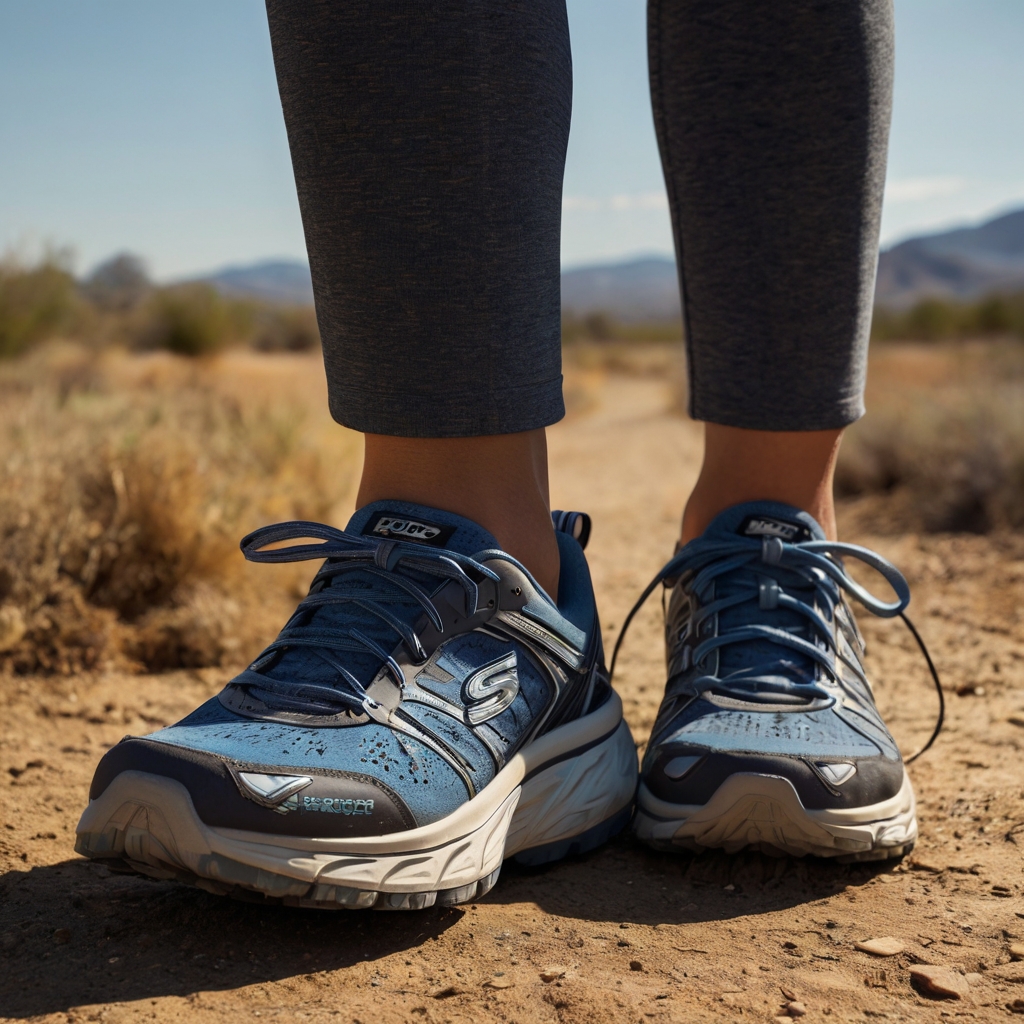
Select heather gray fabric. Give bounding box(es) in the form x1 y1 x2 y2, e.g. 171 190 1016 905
650 0 894 430
265 0 570 437
266 0 893 437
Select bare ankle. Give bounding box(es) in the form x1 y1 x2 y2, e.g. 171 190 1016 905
357 429 561 598
681 423 843 544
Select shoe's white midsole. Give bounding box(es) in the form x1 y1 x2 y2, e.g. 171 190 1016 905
77 692 638 894
634 769 917 857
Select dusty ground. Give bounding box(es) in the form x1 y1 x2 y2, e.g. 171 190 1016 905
3 359 1024 1022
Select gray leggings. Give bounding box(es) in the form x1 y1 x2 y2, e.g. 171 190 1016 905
266 0 893 437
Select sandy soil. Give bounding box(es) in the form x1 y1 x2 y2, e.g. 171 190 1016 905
3 367 1023 1022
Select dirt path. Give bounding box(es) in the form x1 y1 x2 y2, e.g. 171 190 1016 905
3 370 1023 1023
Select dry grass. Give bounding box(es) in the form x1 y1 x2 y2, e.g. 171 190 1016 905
0 342 615 678
642 334 1024 536
838 340 1024 533
563 339 688 419
2 336 1020 677
0 342 359 675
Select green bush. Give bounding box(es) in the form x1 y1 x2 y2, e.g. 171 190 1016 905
974 294 1024 334
562 309 683 344
872 291 1024 342
136 284 247 356
251 305 320 352
0 250 320 360
0 253 80 358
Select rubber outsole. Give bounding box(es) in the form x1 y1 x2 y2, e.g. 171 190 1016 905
88 853 504 911
633 769 917 862
76 695 639 910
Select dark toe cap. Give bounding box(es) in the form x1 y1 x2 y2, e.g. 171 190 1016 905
643 747 905 811
90 737 416 838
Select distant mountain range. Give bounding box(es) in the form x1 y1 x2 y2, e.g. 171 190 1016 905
205 260 315 306
199 254 684 319
561 256 680 321
199 206 1024 316
875 208 1024 308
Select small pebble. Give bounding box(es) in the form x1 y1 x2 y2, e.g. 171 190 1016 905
780 986 798 1001
854 937 904 957
910 965 969 1000
484 977 513 989
786 1002 807 1018
910 857 947 874
539 968 566 983
629 960 643 972
1012 943 1024 961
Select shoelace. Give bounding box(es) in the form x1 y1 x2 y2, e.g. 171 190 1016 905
610 534 944 763
230 521 499 716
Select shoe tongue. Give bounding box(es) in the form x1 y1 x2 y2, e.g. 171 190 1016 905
701 500 826 545
259 502 500 697
345 500 500 557
698 501 826 686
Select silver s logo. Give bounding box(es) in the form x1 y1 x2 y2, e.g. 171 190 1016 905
462 652 520 725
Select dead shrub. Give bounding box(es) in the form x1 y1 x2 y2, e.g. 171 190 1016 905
838 342 1024 533
0 343 358 675
251 305 320 352
105 452 236 616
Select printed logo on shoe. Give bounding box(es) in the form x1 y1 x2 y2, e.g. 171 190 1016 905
362 511 455 547
738 515 812 544
281 794 375 816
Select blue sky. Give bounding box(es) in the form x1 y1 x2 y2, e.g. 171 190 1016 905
1 0 1022 279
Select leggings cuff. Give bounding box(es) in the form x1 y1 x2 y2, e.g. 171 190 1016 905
690 395 865 432
327 376 566 438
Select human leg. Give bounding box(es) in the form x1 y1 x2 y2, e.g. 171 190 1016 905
630 0 924 860
266 0 570 594
650 0 893 539
77 0 638 906
358 431 560 598
681 425 843 543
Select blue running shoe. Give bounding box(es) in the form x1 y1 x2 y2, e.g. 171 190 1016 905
621 501 941 862
77 502 638 909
